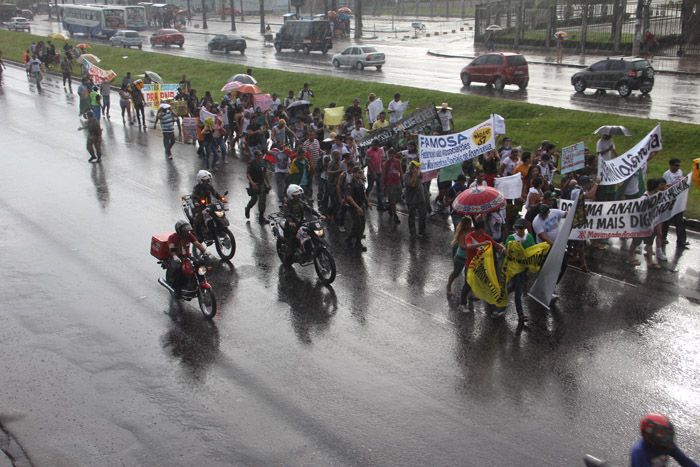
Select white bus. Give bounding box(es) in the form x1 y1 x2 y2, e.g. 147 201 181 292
60 5 126 37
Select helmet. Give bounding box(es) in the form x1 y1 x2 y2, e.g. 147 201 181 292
640 414 675 450
175 220 193 238
197 170 212 183
286 184 304 201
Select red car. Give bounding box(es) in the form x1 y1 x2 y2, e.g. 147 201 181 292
460 52 529 90
150 29 185 48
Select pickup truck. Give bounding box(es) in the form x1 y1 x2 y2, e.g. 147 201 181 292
150 29 184 48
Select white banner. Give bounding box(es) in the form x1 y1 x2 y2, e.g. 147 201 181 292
560 175 691 240
494 173 523 200
418 118 496 172
492 113 506 135
560 141 585 174
528 196 579 310
368 98 383 123
598 124 662 186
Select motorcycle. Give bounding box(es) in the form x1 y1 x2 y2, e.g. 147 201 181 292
156 255 217 319
268 212 337 285
181 192 236 261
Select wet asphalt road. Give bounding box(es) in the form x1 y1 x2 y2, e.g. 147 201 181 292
26 15 700 125
1 66 700 466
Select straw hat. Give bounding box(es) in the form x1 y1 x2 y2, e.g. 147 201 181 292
437 102 452 111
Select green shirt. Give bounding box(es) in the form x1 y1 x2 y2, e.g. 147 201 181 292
505 232 535 249
89 90 101 107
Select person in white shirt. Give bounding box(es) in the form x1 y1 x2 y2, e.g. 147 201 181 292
387 93 407 124
350 120 368 142
596 134 617 161
469 169 488 188
661 158 688 248
283 90 296 108
298 83 314 101
269 93 281 112
499 148 520 177
436 102 453 134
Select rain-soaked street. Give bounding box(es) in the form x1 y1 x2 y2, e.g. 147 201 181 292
27 15 700 124
1 65 700 466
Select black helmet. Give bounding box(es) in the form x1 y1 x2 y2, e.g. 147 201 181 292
175 220 193 238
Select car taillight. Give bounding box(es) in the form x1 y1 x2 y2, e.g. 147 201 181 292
629 70 637 77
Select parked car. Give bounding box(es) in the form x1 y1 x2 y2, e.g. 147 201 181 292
207 34 246 54
274 20 332 54
150 28 184 48
110 30 143 49
460 52 529 90
332 46 385 70
571 58 654 97
6 17 31 32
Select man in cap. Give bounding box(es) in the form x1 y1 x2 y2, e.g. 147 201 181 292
436 102 454 134
345 97 363 121
404 160 427 238
525 190 555 238
245 150 271 223
344 166 372 251
505 217 536 323
154 103 176 159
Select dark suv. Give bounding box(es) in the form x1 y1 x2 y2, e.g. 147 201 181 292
274 20 332 54
571 58 654 97
208 34 246 54
460 52 529 90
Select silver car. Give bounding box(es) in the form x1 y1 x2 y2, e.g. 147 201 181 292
332 46 385 70
110 30 143 49
6 17 31 32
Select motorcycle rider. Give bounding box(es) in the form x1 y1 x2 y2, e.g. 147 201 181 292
631 414 698 467
167 220 207 297
282 184 324 265
191 170 222 235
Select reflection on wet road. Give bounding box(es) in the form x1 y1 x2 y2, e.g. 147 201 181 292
0 66 699 466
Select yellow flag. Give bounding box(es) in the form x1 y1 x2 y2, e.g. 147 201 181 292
324 107 345 126
467 244 507 306
502 241 550 284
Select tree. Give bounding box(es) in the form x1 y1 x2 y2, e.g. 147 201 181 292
259 0 265 34
202 0 208 29
230 0 235 30
354 0 363 38
681 0 700 46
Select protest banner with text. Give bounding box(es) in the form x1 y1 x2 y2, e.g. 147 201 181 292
560 142 585 174
418 118 496 172
598 124 662 185
356 103 440 152
143 84 180 110
559 175 690 239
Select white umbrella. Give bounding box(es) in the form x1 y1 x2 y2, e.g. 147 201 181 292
486 25 503 31
227 74 257 84
594 125 633 136
145 70 163 84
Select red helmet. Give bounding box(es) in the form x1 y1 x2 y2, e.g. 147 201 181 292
640 414 675 450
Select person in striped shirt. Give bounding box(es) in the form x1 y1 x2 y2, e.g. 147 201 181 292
154 103 176 159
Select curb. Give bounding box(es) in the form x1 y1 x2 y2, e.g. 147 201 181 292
426 49 700 77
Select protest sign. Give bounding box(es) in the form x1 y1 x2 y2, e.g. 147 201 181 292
492 113 506 135
182 117 198 140
560 142 585 174
494 174 523 200
199 108 215 123
171 101 188 117
143 84 179 110
598 124 662 185
528 196 580 310
418 118 496 172
324 107 345 126
254 94 273 111
390 100 409 121
356 103 440 152
559 175 691 240
81 58 116 84
368 98 383 123
438 163 463 183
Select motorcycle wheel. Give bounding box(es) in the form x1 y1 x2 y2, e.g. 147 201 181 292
215 228 236 260
198 287 217 319
276 238 292 265
313 248 336 285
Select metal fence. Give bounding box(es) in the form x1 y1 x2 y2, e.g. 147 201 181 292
475 1 700 57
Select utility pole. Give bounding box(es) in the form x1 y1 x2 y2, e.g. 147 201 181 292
632 0 643 56
354 0 362 38
230 0 235 30
260 0 265 33
202 0 208 29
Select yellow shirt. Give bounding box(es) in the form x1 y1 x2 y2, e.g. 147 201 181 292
372 120 389 130
513 162 531 180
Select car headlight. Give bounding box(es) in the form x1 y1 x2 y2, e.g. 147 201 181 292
215 211 225 217
197 266 207 276
314 229 324 237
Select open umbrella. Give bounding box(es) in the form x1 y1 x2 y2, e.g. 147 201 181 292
338 6 352 13
48 32 69 41
593 125 633 136
221 81 245 92
227 73 257 84
81 54 101 64
486 24 503 31
452 186 506 216
76 43 91 49
145 70 163 84
236 83 262 94
554 31 569 39
286 100 311 110
327 10 339 19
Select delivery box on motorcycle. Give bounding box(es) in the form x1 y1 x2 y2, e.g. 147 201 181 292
150 233 173 260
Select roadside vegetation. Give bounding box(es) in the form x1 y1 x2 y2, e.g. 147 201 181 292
2 29 698 217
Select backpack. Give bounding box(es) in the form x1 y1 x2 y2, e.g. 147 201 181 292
316 153 328 174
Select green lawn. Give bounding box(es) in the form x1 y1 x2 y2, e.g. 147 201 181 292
3 29 699 217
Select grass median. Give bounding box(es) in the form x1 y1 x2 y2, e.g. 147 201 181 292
3 29 699 218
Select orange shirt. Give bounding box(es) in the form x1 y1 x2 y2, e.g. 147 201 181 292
513 162 531 180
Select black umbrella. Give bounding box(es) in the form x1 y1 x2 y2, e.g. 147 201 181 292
593 125 633 136
286 100 311 110
227 74 257 85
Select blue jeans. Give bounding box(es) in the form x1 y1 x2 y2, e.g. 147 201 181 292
214 137 226 162
92 105 101 121
366 172 384 208
204 141 218 168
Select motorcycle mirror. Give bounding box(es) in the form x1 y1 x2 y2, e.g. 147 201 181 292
223 190 229 196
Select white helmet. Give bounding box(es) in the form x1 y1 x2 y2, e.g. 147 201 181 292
286 184 304 200
197 170 212 183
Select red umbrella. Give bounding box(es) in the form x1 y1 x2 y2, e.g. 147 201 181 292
236 83 262 94
327 10 339 18
338 6 352 13
221 81 245 92
451 186 506 215
76 43 91 49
